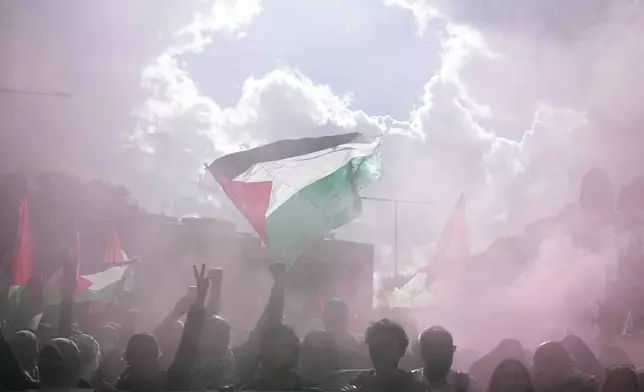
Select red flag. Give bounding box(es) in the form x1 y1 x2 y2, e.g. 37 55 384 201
10 197 35 287
104 229 126 264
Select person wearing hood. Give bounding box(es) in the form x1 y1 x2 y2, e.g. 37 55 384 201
531 341 597 392
561 335 604 386
38 337 83 388
469 339 528 390
10 330 40 380
487 359 535 392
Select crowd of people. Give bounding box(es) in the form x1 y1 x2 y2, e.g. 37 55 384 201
0 259 643 392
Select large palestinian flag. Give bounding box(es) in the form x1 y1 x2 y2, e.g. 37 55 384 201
208 133 382 260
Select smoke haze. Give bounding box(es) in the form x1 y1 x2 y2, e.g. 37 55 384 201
3 0 644 350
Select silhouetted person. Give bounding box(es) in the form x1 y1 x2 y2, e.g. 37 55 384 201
0 327 39 391
76 334 100 387
343 319 427 392
10 330 39 380
242 324 314 390
561 335 604 386
113 333 165 391
97 264 210 391
96 324 126 383
487 359 534 392
602 366 640 392
97 323 120 357
38 337 83 389
469 339 528 390
413 326 479 392
324 298 359 350
153 298 187 370
532 341 596 392
192 315 236 390
234 262 287 384
192 267 236 390
299 329 342 389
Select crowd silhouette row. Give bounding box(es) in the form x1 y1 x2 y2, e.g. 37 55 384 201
1 260 643 392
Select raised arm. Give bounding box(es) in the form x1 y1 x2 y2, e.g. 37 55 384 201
153 295 191 344
166 264 210 391
233 262 287 384
250 261 286 339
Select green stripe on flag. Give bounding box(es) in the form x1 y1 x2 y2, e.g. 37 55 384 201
266 154 381 260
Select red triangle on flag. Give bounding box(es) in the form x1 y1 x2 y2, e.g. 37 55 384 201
220 178 272 242
74 275 93 298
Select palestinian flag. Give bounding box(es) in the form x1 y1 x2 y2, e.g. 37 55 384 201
45 264 133 305
208 133 382 260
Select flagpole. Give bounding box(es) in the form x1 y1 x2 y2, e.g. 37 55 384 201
361 196 433 279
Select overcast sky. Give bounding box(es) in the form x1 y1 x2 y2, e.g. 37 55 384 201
3 0 644 274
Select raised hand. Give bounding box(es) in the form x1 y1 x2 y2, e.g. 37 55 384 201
193 264 210 308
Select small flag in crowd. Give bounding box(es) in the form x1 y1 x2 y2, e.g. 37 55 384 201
208 132 383 261
45 264 133 305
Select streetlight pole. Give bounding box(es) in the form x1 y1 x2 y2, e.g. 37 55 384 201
361 196 432 279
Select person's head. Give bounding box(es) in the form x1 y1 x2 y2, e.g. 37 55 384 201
323 298 350 332
532 341 574 390
38 338 82 388
125 333 160 374
300 329 340 381
260 324 300 373
200 315 231 354
419 326 455 379
603 365 640 392
488 359 535 392
365 319 408 375
76 334 100 380
96 323 120 355
10 330 39 369
533 341 573 372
